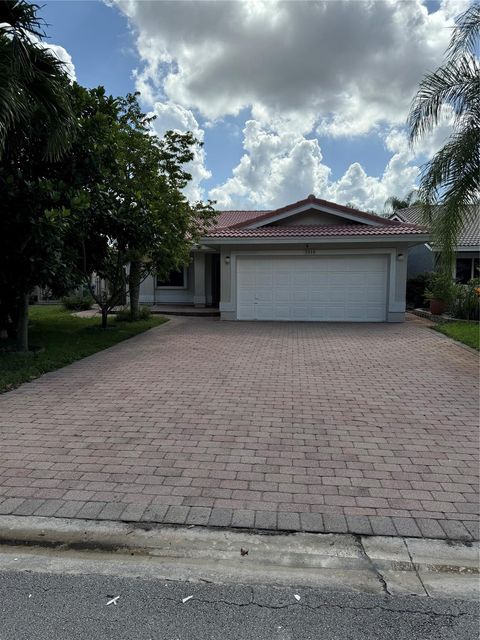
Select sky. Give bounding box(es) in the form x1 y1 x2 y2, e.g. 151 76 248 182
37 0 469 212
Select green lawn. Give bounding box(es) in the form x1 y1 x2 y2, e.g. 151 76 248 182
434 321 480 350
0 305 167 393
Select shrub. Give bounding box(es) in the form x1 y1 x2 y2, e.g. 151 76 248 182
425 272 456 305
448 279 480 321
406 273 432 308
62 291 94 311
115 306 151 322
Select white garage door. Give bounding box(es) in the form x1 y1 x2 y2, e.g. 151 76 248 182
237 255 388 322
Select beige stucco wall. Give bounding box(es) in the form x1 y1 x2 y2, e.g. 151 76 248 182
217 241 413 322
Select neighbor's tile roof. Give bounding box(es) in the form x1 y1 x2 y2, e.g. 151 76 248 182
205 223 427 239
393 204 480 247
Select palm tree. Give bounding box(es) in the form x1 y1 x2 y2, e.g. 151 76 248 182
0 0 74 159
383 190 420 215
0 1 75 352
408 3 480 273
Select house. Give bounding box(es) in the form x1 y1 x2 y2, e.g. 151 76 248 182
389 204 480 283
139 195 429 322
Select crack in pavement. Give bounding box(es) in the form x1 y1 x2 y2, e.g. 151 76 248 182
402 539 429 597
355 536 392 596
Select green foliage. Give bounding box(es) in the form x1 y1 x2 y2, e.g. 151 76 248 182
62 290 94 311
0 305 168 392
0 4 215 343
408 3 480 272
0 0 75 159
424 272 456 303
0 1 76 350
115 305 151 322
406 273 432 308
434 321 480 350
383 190 420 215
448 278 480 320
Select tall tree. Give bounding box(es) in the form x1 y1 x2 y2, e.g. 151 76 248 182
408 3 480 272
60 88 215 326
0 1 75 351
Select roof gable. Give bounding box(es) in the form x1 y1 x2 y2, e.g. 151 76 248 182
234 195 394 230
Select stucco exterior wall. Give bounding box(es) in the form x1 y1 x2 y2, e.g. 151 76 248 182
139 262 194 305
406 244 434 278
218 242 411 322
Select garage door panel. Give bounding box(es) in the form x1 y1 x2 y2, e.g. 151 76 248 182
256 304 275 319
274 289 292 303
255 273 273 288
236 255 387 321
273 271 291 286
256 287 273 302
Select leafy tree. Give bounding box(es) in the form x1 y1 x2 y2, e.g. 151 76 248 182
408 3 480 272
59 88 215 327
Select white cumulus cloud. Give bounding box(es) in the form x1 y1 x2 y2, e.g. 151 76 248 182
113 0 465 210
149 102 211 202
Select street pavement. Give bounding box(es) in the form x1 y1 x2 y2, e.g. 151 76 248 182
0 569 478 640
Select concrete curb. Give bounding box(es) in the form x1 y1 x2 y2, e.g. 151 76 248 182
0 515 477 600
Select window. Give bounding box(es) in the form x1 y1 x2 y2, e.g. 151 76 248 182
156 268 186 288
456 258 474 284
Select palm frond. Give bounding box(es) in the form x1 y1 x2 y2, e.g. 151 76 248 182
0 1 44 39
418 127 480 270
0 5 75 160
408 55 480 142
447 2 480 58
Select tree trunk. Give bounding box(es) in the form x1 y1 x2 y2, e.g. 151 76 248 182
129 259 142 320
101 306 108 329
16 292 29 352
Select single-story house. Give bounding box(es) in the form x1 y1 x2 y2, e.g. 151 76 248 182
139 195 429 322
389 204 480 282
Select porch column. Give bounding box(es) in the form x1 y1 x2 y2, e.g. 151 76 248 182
193 252 206 307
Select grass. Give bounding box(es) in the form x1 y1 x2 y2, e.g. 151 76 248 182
434 321 480 350
0 305 168 393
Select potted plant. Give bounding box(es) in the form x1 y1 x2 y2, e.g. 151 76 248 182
425 272 454 315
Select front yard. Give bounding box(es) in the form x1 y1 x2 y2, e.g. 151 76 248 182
434 321 480 350
0 305 167 392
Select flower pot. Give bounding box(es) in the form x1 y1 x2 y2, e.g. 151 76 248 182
429 299 447 315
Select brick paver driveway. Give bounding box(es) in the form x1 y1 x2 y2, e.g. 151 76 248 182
0 316 478 540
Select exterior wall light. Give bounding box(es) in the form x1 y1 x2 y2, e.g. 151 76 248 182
225 256 231 265
397 252 405 261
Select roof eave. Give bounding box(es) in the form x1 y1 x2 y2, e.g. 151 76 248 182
200 233 431 245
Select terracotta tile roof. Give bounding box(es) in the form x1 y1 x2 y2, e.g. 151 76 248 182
210 210 271 229
392 204 480 247
232 195 398 229
205 223 427 239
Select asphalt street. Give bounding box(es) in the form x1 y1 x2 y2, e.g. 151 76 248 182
0 570 478 640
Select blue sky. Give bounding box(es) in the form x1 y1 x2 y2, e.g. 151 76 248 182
38 0 463 211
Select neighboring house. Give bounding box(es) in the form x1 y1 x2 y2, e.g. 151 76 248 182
139 195 429 322
389 205 480 282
